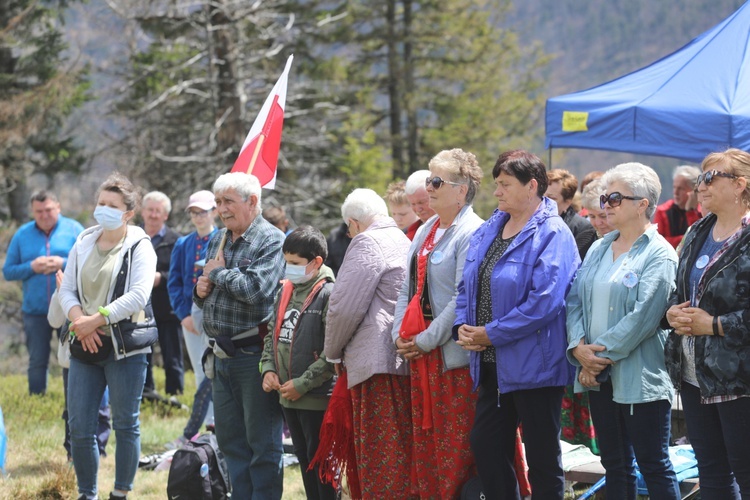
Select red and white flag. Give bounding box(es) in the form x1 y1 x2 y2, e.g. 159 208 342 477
231 55 293 189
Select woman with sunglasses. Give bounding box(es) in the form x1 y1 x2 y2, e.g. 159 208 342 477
453 150 579 499
566 162 681 499
665 148 750 499
391 148 483 498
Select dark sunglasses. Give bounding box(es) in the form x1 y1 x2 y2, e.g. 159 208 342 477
696 169 738 187
599 192 646 209
425 176 462 189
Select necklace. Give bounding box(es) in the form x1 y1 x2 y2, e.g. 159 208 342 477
712 221 742 242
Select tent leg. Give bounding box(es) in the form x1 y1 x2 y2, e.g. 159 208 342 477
548 148 553 170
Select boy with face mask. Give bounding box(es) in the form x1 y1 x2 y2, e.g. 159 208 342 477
260 225 337 500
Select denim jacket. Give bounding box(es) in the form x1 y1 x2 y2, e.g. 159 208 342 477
453 198 580 392
566 226 677 404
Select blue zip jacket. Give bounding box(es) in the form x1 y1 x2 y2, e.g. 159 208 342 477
453 197 580 392
167 228 218 321
3 216 84 315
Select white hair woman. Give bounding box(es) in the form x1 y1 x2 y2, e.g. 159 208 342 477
392 149 483 498
324 188 413 499
566 162 681 499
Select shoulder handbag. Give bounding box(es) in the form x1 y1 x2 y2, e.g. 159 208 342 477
110 239 159 355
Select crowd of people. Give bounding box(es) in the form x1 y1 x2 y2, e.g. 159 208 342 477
3 146 750 500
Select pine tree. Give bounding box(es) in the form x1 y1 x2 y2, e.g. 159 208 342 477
0 0 89 222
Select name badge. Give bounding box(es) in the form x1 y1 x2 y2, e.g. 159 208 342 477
622 271 638 288
430 250 445 264
696 255 709 269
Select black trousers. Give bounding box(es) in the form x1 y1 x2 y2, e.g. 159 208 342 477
282 406 336 500
144 319 184 395
470 363 565 500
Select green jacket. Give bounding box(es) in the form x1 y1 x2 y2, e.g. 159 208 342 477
261 265 335 410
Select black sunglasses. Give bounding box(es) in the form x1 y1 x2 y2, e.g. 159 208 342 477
696 169 737 187
425 176 462 190
600 192 646 209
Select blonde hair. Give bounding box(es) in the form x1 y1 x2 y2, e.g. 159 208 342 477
428 148 483 204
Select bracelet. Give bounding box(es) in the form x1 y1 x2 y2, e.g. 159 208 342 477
98 306 111 325
712 315 719 336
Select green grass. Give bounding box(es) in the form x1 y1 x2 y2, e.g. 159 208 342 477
0 369 306 499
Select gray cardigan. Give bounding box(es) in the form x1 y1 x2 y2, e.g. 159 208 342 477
324 217 411 388
392 205 483 371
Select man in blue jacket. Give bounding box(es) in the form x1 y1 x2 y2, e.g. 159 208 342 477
3 190 83 394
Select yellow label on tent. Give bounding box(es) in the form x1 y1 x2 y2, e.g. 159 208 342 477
562 111 589 132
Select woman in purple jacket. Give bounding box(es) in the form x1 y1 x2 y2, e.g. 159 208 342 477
454 150 580 500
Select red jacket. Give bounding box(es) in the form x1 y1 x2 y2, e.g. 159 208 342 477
654 199 702 248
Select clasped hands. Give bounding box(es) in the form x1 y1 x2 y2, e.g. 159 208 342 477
666 301 714 337
456 324 491 352
262 372 302 401
572 340 614 388
396 337 427 360
69 312 107 353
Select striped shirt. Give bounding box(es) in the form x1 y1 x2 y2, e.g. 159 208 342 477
194 215 285 339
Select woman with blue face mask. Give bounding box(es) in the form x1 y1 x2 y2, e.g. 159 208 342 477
59 172 157 500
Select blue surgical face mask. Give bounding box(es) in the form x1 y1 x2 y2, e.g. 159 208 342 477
285 263 315 284
93 205 126 230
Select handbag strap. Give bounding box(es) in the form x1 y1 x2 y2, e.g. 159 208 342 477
110 238 147 302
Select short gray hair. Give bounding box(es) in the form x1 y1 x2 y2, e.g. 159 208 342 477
405 170 430 195
602 162 661 219
341 188 389 223
581 178 606 212
213 172 262 209
143 191 172 214
673 165 701 187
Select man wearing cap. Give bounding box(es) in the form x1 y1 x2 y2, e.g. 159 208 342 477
141 191 183 396
167 190 218 435
3 190 84 395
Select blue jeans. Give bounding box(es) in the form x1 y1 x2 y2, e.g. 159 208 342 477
22 314 53 394
588 381 680 500
681 383 750 499
183 377 212 439
63 368 110 458
68 352 147 497
213 347 283 499
184 304 213 424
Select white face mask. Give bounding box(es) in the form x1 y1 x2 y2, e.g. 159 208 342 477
284 263 316 284
93 205 125 230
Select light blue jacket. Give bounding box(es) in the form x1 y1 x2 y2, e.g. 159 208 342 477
392 205 484 371
566 226 677 404
3 216 84 315
453 198 580 392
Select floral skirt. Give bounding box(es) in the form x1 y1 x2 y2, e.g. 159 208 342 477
410 349 477 499
351 374 413 500
561 385 599 454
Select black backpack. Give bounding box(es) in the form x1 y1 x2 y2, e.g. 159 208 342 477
167 433 231 499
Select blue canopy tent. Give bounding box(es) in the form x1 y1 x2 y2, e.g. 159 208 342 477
545 1 750 163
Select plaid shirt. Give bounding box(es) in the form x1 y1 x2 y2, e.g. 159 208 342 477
194 215 285 339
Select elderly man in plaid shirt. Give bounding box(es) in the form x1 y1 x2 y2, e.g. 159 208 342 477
194 172 286 499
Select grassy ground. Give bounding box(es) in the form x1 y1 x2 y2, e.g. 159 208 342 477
0 370 306 499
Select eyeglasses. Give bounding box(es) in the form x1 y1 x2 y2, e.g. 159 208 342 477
696 169 738 187
188 210 209 217
425 176 462 190
599 192 646 209
346 219 357 238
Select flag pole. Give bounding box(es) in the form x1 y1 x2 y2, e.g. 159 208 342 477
214 138 266 259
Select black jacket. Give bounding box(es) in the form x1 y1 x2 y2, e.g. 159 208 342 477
151 226 181 322
664 214 750 398
561 206 598 259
